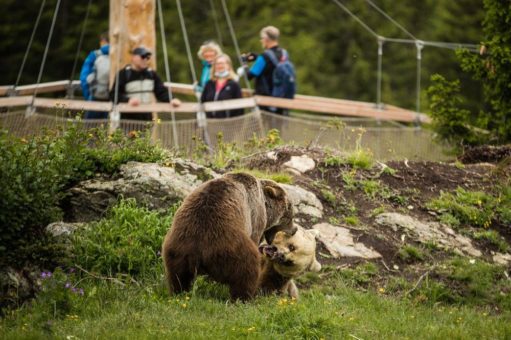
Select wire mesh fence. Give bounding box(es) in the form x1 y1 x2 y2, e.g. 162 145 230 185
0 108 450 161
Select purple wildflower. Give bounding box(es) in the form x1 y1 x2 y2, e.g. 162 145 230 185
79 288 84 296
156 251 161 257
65 282 72 289
41 272 47 278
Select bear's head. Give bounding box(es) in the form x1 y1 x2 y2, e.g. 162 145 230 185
260 179 295 243
260 227 322 278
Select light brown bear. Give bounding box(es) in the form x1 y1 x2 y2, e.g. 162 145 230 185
161 172 295 301
259 227 322 299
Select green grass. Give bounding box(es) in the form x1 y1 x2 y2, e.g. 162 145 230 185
231 168 294 184
2 272 510 339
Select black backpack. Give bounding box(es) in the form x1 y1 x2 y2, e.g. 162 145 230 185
263 49 296 99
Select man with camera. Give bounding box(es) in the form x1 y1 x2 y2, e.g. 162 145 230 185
237 26 295 116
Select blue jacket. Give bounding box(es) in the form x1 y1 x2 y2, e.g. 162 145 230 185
79 44 110 100
197 60 212 93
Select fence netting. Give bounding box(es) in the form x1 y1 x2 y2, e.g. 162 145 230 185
0 107 450 161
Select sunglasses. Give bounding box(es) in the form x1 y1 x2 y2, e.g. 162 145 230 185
141 55 151 60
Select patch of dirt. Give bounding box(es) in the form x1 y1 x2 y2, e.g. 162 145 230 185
241 146 511 278
459 144 511 164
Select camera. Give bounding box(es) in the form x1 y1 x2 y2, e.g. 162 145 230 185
241 52 257 63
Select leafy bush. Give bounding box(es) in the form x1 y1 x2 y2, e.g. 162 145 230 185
72 198 178 277
427 187 509 228
0 130 65 267
85 127 171 174
0 124 170 268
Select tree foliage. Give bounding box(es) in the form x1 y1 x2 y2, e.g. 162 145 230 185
0 0 484 112
428 0 511 146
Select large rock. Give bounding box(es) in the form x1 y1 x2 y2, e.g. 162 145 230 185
283 155 316 174
64 160 217 222
0 267 39 309
375 213 482 258
313 223 381 259
281 184 324 218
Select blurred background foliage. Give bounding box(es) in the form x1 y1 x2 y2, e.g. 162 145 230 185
0 0 484 111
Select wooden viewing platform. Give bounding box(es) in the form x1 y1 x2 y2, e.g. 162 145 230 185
0 80 430 124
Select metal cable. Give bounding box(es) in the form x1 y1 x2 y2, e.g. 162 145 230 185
209 0 224 47
176 0 198 84
157 0 179 148
14 0 46 88
31 0 62 107
364 0 416 40
68 0 93 93
331 0 379 39
220 0 251 90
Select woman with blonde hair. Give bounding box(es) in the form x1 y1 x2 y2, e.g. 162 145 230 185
200 54 243 118
196 41 222 93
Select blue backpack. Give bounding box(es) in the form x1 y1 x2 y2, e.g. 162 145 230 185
264 49 296 99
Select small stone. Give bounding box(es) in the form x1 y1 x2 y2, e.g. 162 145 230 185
407 205 414 210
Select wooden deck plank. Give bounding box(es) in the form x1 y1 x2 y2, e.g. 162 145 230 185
33 98 112 112
0 96 33 107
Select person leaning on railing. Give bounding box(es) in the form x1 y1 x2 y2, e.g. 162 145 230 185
110 46 181 121
200 54 243 119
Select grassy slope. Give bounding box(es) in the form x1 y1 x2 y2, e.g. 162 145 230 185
2 275 510 340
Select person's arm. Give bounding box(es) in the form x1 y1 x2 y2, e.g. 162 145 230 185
153 72 170 102
247 55 267 80
109 70 130 103
79 51 96 100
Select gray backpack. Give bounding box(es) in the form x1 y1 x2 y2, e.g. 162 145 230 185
89 49 110 99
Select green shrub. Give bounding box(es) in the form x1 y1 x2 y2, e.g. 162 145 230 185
72 198 178 277
85 127 171 174
398 245 424 262
345 149 374 170
0 124 171 268
232 168 293 184
0 130 65 267
344 216 359 226
472 230 509 253
427 187 505 228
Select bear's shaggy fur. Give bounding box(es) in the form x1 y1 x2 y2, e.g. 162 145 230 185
161 172 295 300
259 227 322 299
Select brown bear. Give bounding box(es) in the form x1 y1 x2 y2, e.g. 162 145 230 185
259 227 322 299
161 172 295 301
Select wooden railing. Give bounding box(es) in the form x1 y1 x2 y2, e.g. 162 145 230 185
0 80 430 123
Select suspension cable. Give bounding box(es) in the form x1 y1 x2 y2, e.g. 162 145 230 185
364 0 416 40
176 0 197 84
175 0 212 149
14 0 47 89
157 0 179 148
30 0 62 110
209 0 224 47
67 0 93 96
331 0 379 39
219 0 252 90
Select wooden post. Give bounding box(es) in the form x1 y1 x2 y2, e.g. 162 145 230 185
109 0 157 86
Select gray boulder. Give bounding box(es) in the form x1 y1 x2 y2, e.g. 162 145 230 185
64 160 217 222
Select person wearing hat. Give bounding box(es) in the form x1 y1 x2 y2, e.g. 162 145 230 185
110 46 180 120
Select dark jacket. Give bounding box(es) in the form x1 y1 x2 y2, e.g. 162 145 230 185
110 66 169 120
247 46 284 96
200 79 243 118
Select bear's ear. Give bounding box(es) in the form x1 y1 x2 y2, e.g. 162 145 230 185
264 185 282 199
284 225 298 236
